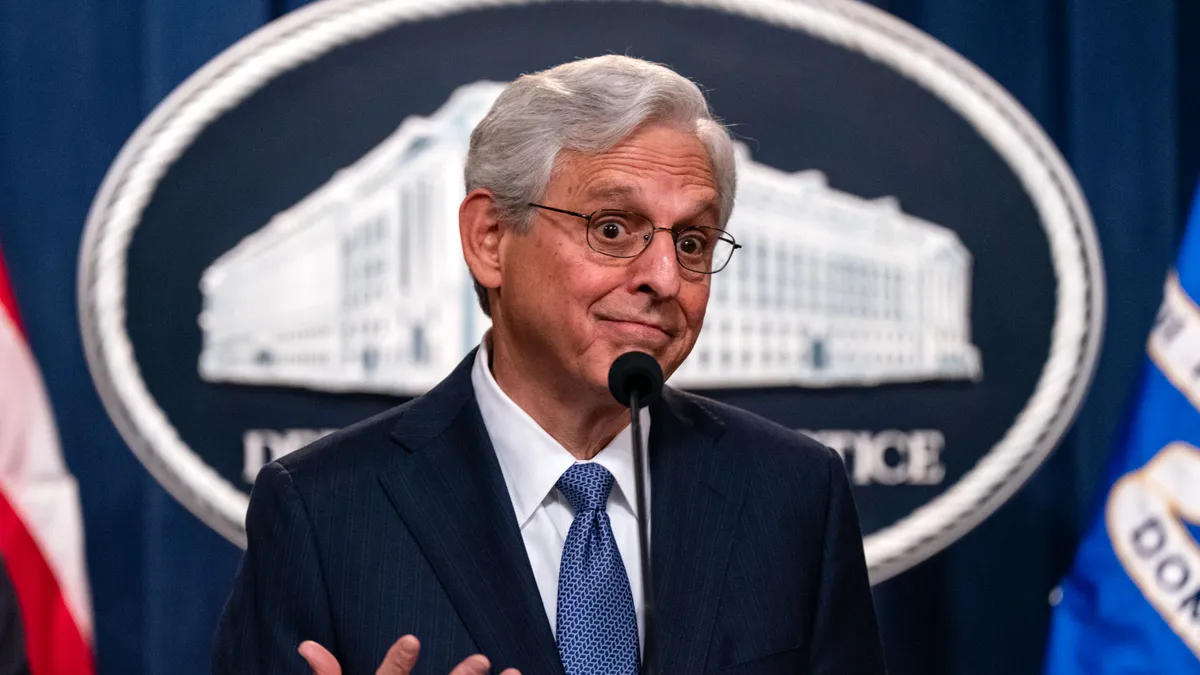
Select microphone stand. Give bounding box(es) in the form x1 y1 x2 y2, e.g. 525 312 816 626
629 389 656 675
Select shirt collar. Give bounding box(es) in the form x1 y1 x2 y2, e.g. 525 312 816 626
471 335 650 526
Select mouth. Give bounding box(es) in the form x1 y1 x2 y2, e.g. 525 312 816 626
597 316 676 341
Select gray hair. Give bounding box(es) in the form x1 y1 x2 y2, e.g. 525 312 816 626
464 55 737 316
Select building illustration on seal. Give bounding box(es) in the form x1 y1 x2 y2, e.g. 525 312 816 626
197 81 981 395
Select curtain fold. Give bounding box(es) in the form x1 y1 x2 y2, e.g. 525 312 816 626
0 1 1194 673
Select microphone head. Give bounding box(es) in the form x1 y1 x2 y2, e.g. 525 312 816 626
608 351 664 408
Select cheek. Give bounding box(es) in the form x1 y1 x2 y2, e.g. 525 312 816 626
680 284 710 331
555 248 627 308
521 239 612 324
508 234 569 301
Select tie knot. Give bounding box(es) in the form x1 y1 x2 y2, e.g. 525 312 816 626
556 463 615 514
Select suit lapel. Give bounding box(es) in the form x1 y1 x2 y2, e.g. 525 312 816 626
378 352 564 675
650 389 747 675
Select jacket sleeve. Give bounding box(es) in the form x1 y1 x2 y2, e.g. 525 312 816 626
807 449 887 675
212 461 337 675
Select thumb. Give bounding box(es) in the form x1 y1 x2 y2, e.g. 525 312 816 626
299 640 343 675
377 635 421 675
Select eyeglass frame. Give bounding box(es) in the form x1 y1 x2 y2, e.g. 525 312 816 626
526 202 741 274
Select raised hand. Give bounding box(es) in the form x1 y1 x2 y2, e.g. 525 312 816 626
298 635 521 675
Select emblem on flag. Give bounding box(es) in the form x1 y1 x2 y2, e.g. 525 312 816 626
1046 187 1200 672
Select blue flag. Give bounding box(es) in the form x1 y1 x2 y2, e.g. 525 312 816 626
1044 187 1200 673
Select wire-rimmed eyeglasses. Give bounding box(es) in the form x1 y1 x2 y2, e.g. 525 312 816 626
527 203 740 274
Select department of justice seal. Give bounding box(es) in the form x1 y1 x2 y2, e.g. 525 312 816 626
79 0 1105 583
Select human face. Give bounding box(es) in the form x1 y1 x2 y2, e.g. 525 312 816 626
493 124 717 398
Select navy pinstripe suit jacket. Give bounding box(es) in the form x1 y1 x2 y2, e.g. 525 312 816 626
212 351 885 675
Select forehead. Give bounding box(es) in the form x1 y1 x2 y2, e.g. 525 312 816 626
552 126 719 208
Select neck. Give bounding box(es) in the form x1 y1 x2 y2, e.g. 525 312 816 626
486 330 630 461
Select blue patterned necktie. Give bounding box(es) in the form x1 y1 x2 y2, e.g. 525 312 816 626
555 462 639 675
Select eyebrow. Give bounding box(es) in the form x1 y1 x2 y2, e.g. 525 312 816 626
584 184 641 203
689 200 719 224
584 184 719 227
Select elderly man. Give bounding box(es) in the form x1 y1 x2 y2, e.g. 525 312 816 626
212 55 885 675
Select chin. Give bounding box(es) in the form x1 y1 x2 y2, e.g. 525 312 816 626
581 343 638 387
596 337 662 361
595 338 684 378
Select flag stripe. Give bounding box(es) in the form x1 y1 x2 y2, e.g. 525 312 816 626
0 487 93 675
0 251 22 337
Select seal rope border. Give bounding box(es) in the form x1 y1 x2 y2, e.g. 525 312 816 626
78 0 1104 580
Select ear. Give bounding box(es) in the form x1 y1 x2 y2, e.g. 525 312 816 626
459 188 505 293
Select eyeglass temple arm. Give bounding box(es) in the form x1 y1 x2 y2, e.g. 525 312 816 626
527 203 592 220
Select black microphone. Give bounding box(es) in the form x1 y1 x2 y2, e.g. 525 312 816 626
608 351 663 675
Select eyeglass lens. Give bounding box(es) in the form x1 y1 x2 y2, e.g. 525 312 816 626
585 210 735 273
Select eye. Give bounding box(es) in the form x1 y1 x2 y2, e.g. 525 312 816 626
592 215 635 240
676 231 710 257
599 221 625 240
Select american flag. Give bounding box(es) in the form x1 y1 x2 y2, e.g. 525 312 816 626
0 246 93 674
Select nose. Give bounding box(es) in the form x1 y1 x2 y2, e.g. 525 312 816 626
627 229 682 299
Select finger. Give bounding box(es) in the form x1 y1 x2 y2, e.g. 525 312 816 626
448 654 491 675
298 641 342 675
499 669 522 675
376 635 421 675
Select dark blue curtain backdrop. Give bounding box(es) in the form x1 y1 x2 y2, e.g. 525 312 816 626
0 2 1196 674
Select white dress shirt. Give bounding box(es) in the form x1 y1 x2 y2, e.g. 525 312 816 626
471 340 650 650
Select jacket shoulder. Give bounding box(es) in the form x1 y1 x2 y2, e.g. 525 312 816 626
672 389 836 461
269 348 479 486
266 401 413 488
